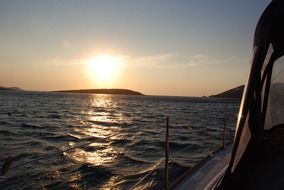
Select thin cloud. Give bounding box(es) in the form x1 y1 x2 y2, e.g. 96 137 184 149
35 58 83 67
123 54 173 67
126 53 231 68
34 53 243 68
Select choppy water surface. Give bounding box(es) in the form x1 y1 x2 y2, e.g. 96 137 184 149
0 91 239 189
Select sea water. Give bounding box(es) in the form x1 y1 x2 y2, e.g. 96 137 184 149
0 91 239 189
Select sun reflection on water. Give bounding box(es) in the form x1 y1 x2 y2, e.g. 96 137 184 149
64 146 118 166
64 94 125 167
67 172 82 190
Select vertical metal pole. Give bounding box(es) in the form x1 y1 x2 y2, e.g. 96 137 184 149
165 116 169 190
223 105 227 148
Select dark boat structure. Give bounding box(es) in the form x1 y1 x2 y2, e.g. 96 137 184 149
173 0 284 189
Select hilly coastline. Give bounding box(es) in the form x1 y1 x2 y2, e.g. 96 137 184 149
55 89 144 96
210 85 244 99
0 86 22 91
0 85 245 98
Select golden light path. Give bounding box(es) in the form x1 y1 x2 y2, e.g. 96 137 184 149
86 55 123 86
64 95 123 165
62 95 153 189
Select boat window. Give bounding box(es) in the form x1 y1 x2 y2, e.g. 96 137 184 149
265 55 284 129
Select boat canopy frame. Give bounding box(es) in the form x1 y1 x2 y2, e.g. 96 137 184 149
217 0 284 189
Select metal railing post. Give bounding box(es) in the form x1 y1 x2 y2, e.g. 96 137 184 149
223 105 227 148
165 116 170 190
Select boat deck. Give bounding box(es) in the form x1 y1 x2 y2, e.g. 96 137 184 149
172 144 232 190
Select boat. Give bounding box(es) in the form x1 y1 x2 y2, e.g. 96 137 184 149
173 0 284 189
1 1 283 189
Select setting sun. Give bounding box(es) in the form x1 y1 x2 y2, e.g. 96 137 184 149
86 55 123 86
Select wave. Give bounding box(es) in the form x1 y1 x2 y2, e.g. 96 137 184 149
66 133 83 140
0 129 18 136
110 138 131 146
123 153 154 165
41 134 79 142
20 123 41 129
47 114 62 119
0 121 11 125
0 91 239 190
87 120 132 128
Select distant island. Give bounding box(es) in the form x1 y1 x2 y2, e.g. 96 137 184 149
0 85 246 98
210 85 244 99
0 86 22 91
55 89 144 96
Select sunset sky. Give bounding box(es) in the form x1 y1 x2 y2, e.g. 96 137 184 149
0 0 270 96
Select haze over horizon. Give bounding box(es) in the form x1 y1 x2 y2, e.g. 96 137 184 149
0 0 269 96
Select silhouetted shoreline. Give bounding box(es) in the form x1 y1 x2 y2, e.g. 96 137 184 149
210 85 244 99
54 89 144 95
0 85 246 98
0 86 22 91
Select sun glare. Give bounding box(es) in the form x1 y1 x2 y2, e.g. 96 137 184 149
87 55 122 86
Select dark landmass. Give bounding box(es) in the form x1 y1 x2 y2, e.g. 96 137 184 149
0 86 22 91
210 85 244 99
55 89 144 95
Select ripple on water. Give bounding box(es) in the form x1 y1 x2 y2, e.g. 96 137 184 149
0 91 239 189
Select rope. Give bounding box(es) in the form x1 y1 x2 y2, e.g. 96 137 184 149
172 144 194 156
130 159 164 189
170 144 194 161
129 143 195 189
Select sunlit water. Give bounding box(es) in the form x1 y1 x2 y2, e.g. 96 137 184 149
0 91 240 189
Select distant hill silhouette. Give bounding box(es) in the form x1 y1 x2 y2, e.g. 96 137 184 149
0 86 22 91
210 85 244 99
55 89 144 95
